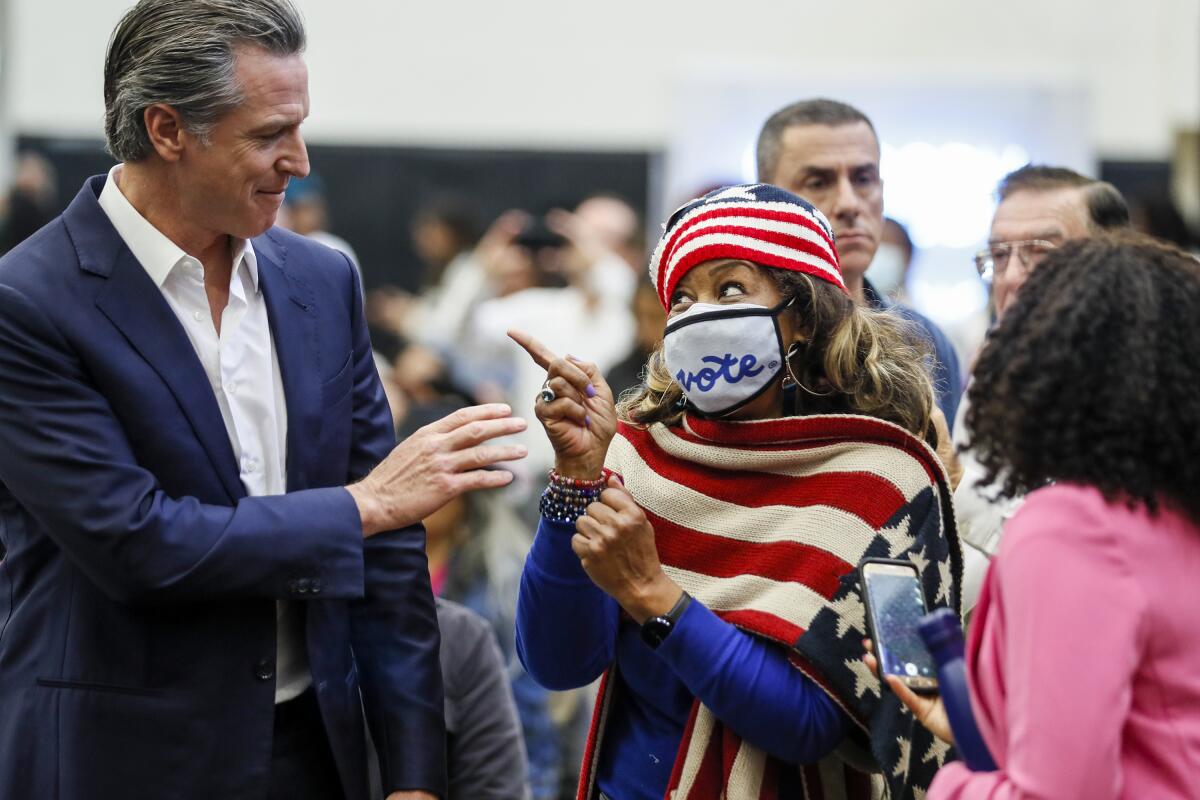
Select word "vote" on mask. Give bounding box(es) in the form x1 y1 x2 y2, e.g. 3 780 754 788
675 353 766 393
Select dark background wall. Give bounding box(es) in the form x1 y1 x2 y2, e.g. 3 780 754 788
17 135 654 292
17 134 1185 287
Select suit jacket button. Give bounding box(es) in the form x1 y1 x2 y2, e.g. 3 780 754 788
255 660 275 681
310 581 323 595
296 578 311 595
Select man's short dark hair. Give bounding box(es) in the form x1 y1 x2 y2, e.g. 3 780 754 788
997 164 1131 232
756 99 877 183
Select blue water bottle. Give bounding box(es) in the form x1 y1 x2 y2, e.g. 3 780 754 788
917 608 997 771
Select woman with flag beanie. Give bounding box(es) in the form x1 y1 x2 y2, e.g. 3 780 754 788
510 184 962 800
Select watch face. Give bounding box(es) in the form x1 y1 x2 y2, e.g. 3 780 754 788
640 616 673 649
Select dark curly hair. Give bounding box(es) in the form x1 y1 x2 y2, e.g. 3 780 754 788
966 232 1200 523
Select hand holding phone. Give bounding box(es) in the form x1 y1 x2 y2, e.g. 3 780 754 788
858 559 938 694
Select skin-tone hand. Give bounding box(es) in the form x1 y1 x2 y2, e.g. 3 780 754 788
575 476 683 624
862 638 954 744
507 329 617 479
386 792 436 800
347 404 528 536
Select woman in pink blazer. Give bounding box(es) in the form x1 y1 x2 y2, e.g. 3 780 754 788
873 233 1200 799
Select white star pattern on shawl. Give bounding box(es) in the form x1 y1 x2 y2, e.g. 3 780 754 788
936 559 953 605
879 514 917 558
892 736 912 778
922 737 952 768
704 184 762 203
907 546 930 578
828 591 867 638
844 656 881 699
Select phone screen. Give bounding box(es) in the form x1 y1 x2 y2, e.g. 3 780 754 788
863 565 936 682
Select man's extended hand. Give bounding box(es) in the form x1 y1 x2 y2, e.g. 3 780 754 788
348 403 527 536
386 791 437 800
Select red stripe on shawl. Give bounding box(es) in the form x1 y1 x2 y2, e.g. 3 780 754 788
718 609 806 647
759 758 780 800
685 412 917 449
721 726 741 787
575 671 611 800
647 511 849 600
676 414 941 483
624 425 908 530
665 700 704 795
665 700 725 799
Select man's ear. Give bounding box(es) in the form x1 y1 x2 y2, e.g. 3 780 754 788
143 103 189 162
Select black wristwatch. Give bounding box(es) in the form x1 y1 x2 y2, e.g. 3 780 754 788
640 591 692 649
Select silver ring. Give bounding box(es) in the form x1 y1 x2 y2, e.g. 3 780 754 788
539 384 556 404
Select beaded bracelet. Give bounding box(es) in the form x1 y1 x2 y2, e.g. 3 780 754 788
539 468 605 523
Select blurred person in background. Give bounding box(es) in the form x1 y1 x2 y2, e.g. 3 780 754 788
435 595 531 800
0 152 58 255
512 184 960 800
756 98 963 429
378 197 487 350
605 278 667 399
367 207 525 381
865 217 914 303
376 352 580 800
878 234 1200 799
466 203 636 496
278 173 362 270
956 165 1129 612
423 486 562 800
574 192 646 273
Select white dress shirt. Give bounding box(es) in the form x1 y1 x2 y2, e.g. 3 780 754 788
97 165 309 703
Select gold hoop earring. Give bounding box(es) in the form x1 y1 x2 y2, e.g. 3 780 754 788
785 343 834 397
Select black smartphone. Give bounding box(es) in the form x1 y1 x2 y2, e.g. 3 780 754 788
858 558 938 694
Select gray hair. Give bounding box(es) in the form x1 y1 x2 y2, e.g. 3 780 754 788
996 164 1131 232
103 0 306 162
756 98 877 183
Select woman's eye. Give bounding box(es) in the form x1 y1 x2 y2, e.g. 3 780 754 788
669 294 692 310
719 283 746 298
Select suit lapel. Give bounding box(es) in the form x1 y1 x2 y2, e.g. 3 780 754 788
254 235 320 492
93 248 246 502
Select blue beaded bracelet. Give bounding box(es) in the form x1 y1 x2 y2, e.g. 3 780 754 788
539 469 604 523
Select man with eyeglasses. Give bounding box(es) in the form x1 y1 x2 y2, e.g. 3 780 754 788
957 165 1130 613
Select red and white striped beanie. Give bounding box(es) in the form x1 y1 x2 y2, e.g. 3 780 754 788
648 183 845 309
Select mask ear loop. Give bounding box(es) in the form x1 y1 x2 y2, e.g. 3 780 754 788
784 342 834 397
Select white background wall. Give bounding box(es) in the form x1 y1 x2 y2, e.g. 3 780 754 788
5 0 1198 158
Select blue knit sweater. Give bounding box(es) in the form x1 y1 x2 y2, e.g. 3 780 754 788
516 518 848 800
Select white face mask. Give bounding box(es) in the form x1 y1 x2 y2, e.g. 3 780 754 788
662 298 791 417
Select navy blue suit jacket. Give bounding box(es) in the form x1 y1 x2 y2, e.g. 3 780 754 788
0 177 446 799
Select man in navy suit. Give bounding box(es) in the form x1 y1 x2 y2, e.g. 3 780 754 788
0 1 527 798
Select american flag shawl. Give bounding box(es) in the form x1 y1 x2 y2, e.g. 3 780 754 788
577 413 963 800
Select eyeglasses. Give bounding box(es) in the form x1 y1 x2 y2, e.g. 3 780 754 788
974 239 1057 281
